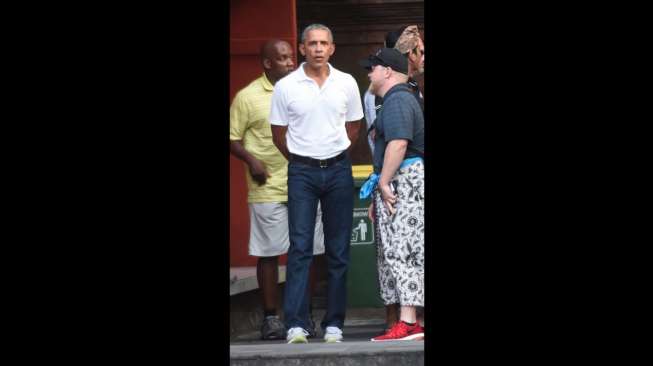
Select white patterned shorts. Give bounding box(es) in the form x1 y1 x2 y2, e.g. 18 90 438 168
373 160 424 306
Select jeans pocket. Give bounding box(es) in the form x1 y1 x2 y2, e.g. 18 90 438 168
334 156 352 171
288 162 304 176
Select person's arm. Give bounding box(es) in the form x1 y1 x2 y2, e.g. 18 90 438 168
271 125 290 161
344 77 364 155
269 81 290 161
363 91 377 131
230 140 270 185
345 120 362 154
378 139 408 214
368 200 375 222
363 92 377 152
230 91 270 185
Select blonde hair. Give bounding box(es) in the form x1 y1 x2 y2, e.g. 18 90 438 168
394 25 421 55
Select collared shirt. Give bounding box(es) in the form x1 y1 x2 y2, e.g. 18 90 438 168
230 73 288 203
269 62 364 160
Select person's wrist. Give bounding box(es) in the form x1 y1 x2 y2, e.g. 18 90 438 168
245 155 257 166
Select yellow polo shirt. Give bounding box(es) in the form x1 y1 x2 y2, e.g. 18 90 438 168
230 73 288 203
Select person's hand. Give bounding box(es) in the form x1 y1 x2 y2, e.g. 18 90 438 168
368 201 375 222
369 128 376 141
379 183 397 215
249 158 271 185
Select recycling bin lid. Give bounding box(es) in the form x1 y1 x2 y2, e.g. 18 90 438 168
352 164 373 180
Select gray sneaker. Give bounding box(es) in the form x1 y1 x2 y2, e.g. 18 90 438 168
306 318 317 338
261 316 285 340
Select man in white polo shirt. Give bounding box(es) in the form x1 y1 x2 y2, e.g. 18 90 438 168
270 23 364 344
230 39 327 340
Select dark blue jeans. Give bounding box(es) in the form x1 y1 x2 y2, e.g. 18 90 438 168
283 155 354 331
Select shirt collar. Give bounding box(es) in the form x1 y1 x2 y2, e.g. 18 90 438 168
260 73 274 91
297 62 333 82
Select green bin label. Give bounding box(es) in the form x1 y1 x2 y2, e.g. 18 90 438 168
351 208 374 245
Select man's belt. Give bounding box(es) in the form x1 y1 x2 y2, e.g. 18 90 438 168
289 151 347 168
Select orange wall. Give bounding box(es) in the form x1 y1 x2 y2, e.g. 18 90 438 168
230 0 297 267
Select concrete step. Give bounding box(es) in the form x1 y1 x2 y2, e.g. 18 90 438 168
232 305 386 342
230 341 424 366
232 312 385 343
230 266 287 296
230 323 424 366
230 274 386 341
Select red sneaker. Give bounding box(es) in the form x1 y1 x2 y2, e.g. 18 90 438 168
412 321 425 340
371 321 424 341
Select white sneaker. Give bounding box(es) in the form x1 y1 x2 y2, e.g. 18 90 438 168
324 326 343 343
286 327 309 344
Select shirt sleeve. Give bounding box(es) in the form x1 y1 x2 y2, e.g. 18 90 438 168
345 76 364 122
269 83 288 126
229 92 249 141
363 91 377 130
382 96 414 143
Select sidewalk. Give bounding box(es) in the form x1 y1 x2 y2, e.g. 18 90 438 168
230 320 424 366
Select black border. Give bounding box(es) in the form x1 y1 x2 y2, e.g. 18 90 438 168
16 0 639 362
23 2 230 362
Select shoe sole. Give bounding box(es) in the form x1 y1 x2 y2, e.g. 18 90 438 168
324 337 342 343
370 333 424 342
262 330 286 340
287 335 308 344
262 334 284 340
402 333 424 340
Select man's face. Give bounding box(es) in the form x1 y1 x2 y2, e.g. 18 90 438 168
269 42 295 80
299 29 334 68
367 64 388 96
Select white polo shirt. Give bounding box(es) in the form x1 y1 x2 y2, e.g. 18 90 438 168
269 62 364 160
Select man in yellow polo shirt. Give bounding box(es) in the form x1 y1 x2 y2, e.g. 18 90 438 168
230 39 325 340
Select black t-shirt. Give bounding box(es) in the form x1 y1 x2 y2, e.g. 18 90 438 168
372 83 425 174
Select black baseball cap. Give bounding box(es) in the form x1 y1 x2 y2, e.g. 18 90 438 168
358 48 408 75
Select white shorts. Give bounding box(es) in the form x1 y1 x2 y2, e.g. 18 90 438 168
248 202 325 257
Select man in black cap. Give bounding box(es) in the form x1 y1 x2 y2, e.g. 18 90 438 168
364 26 424 156
363 27 407 154
359 48 425 341
362 28 426 335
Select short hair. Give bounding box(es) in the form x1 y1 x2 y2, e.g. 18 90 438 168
385 26 408 49
301 23 334 43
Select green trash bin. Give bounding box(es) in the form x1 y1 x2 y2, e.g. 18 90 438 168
346 165 383 308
